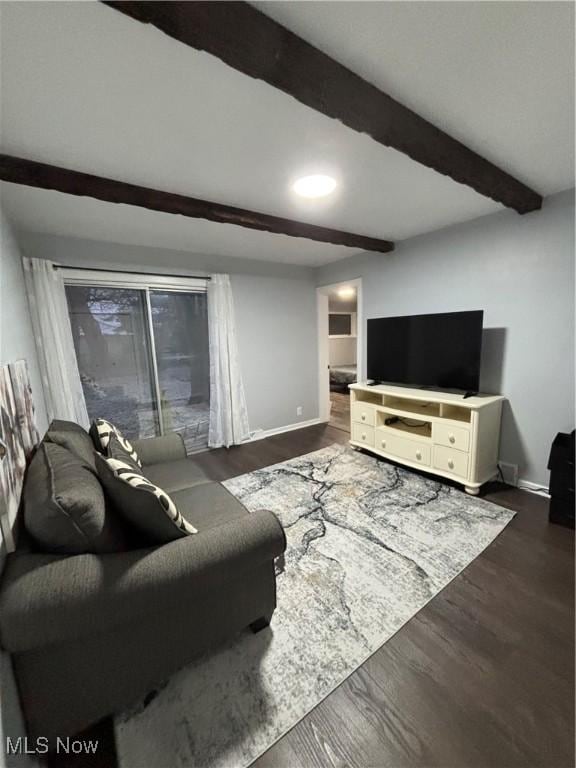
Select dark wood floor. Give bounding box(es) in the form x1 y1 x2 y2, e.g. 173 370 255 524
329 391 351 432
51 424 574 768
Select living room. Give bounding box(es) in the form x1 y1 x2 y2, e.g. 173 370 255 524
0 2 574 767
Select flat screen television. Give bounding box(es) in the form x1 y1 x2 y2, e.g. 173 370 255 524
367 310 483 392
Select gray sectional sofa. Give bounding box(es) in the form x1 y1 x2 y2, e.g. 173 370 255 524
0 422 286 743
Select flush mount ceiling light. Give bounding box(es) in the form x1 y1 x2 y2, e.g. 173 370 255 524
292 174 337 198
337 286 355 299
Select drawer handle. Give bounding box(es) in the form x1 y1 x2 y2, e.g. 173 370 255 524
362 433 367 440
449 434 455 444
381 440 386 449
416 451 422 461
361 414 366 421
448 459 455 469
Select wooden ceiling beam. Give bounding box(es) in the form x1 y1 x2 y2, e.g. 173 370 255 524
103 0 542 214
0 155 395 253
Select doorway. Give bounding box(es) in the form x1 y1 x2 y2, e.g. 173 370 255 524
317 279 362 432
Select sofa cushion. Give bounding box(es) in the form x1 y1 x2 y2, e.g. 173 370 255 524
131 433 186 466
89 418 141 467
96 455 198 544
23 443 126 554
145 458 211 494
171 482 248 533
44 419 97 469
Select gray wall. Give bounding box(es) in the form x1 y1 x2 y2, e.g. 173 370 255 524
18 232 314 281
317 189 575 486
233 273 318 430
0 210 48 555
0 213 47 438
19 232 319 434
0 209 44 768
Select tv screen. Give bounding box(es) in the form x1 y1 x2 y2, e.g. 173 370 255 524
367 310 483 392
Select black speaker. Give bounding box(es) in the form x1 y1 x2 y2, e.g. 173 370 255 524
547 431 575 529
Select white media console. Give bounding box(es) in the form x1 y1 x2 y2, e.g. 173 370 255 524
349 383 505 494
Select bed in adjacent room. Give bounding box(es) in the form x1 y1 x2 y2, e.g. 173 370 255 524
329 364 357 391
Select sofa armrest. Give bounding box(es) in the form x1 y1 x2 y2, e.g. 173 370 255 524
132 432 186 465
0 510 286 653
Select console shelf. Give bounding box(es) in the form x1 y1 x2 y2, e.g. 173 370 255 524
380 419 432 441
349 383 505 494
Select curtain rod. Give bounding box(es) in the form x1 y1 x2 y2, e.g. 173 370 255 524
52 264 211 280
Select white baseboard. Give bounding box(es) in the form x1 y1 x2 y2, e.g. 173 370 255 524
249 417 326 442
517 479 550 498
497 461 550 498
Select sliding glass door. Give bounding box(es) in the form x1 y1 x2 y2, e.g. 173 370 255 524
66 285 160 438
65 276 209 453
149 290 209 452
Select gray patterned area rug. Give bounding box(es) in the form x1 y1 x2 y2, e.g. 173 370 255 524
115 444 515 768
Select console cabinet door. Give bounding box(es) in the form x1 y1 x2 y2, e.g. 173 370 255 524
433 422 470 452
351 402 376 427
352 422 375 447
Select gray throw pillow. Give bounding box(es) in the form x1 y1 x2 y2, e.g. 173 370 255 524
44 419 97 469
24 442 127 554
96 452 197 545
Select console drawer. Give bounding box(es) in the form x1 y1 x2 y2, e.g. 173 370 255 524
376 429 431 467
433 422 470 452
434 445 469 479
351 402 376 427
352 422 374 447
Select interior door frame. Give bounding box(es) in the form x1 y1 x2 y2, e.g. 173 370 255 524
316 277 363 423
63 269 208 437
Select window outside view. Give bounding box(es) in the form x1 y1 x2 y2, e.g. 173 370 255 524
66 285 209 452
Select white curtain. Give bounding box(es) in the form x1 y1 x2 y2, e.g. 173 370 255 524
23 258 89 429
207 274 250 448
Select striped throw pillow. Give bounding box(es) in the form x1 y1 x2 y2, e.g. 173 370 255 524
96 456 197 543
90 419 142 467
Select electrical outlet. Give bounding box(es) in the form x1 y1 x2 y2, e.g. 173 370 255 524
296 406 303 417
498 462 518 486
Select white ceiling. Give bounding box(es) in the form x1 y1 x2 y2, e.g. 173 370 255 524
0 1 573 267
257 1 575 195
